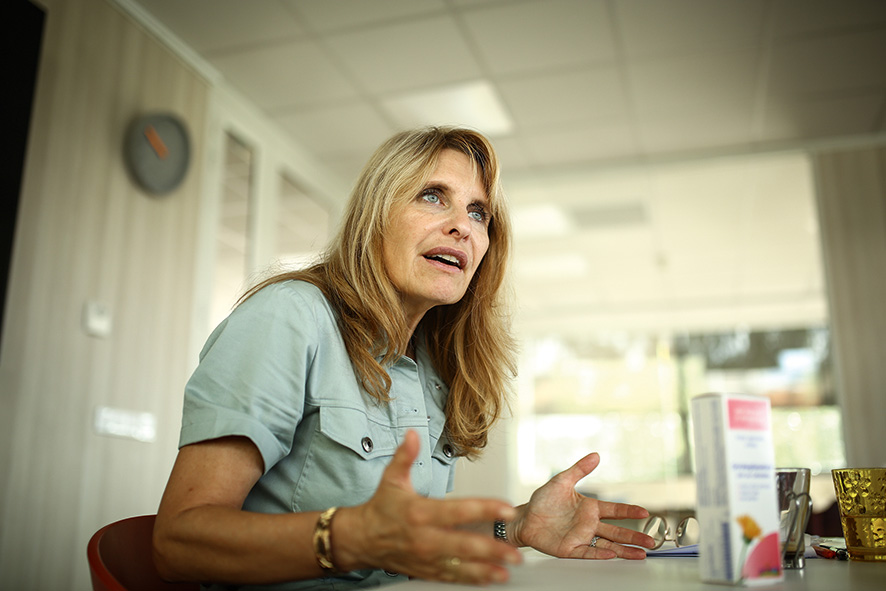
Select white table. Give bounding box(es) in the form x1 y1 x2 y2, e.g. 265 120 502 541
397 551 884 590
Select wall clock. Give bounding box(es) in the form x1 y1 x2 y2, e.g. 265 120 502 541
124 112 191 195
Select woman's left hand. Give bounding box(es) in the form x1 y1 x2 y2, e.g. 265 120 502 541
510 452 656 560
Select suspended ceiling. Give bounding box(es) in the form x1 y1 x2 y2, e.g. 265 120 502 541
125 0 886 338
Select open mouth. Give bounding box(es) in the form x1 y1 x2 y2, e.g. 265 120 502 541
424 253 464 269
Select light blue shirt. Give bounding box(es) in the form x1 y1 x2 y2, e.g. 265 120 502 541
180 280 459 590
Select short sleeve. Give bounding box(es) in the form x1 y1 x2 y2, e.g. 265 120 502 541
180 281 321 473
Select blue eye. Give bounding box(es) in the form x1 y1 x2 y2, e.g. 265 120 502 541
421 190 441 204
469 207 489 224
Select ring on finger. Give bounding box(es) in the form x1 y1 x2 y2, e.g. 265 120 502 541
443 556 462 568
590 536 601 548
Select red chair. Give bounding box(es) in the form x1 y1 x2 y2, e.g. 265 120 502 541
87 514 199 591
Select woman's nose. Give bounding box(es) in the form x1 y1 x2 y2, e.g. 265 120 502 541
447 208 473 238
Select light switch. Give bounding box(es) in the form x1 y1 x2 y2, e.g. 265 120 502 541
82 300 112 338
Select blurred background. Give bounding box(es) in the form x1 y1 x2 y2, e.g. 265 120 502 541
3 0 885 589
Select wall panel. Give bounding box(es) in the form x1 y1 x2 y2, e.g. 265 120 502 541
0 0 209 588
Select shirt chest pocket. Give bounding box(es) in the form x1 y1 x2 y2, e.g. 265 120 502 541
292 404 398 511
320 403 398 459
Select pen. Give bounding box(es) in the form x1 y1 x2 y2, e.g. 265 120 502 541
812 545 835 559
813 544 848 560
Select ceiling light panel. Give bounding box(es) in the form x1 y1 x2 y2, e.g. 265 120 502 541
381 80 514 136
510 203 573 238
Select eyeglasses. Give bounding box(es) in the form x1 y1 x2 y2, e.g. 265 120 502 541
642 514 700 550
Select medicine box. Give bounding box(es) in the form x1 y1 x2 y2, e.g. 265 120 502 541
691 393 783 586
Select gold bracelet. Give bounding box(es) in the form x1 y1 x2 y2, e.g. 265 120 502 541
312 507 341 573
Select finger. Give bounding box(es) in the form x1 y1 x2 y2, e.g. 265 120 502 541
435 557 511 586
438 529 522 569
595 499 650 521
595 522 657 549
584 537 648 560
381 429 421 489
390 531 519 584
554 452 601 487
570 542 616 560
411 497 516 529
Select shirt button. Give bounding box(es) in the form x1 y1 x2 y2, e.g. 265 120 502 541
384 570 399 577
434 383 442 390
361 437 373 453
443 444 454 458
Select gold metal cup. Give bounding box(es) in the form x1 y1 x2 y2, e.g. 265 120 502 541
832 468 886 562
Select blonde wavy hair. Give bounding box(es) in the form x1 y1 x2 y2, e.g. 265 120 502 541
243 126 517 457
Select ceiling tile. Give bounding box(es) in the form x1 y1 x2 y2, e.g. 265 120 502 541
637 107 755 155
285 0 446 32
521 121 640 167
497 66 629 130
735 257 820 295
325 15 482 94
628 50 759 116
767 29 886 97
660 267 742 301
275 101 393 157
462 0 617 75
596 273 668 307
771 0 886 38
513 252 590 281
137 0 306 53
490 135 535 174
208 40 358 111
505 166 657 212
317 153 373 190
760 93 886 142
615 0 767 58
651 165 754 255
449 0 520 6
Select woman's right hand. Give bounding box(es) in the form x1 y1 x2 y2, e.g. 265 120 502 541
333 429 523 585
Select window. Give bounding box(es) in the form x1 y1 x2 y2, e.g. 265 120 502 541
211 133 254 328
510 151 844 509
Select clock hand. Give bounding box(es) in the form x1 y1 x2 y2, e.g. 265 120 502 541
143 124 169 160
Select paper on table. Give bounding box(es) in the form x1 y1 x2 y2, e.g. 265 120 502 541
645 541 699 557
645 535 823 559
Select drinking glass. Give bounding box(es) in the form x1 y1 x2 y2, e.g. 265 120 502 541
776 467 812 569
832 468 886 562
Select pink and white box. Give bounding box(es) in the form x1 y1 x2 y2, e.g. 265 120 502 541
691 393 783 586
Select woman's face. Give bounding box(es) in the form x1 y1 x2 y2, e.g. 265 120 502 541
383 149 491 328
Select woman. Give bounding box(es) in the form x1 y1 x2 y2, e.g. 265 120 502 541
153 126 655 589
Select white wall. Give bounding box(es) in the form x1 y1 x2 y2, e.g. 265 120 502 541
0 0 208 588
0 1 344 589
